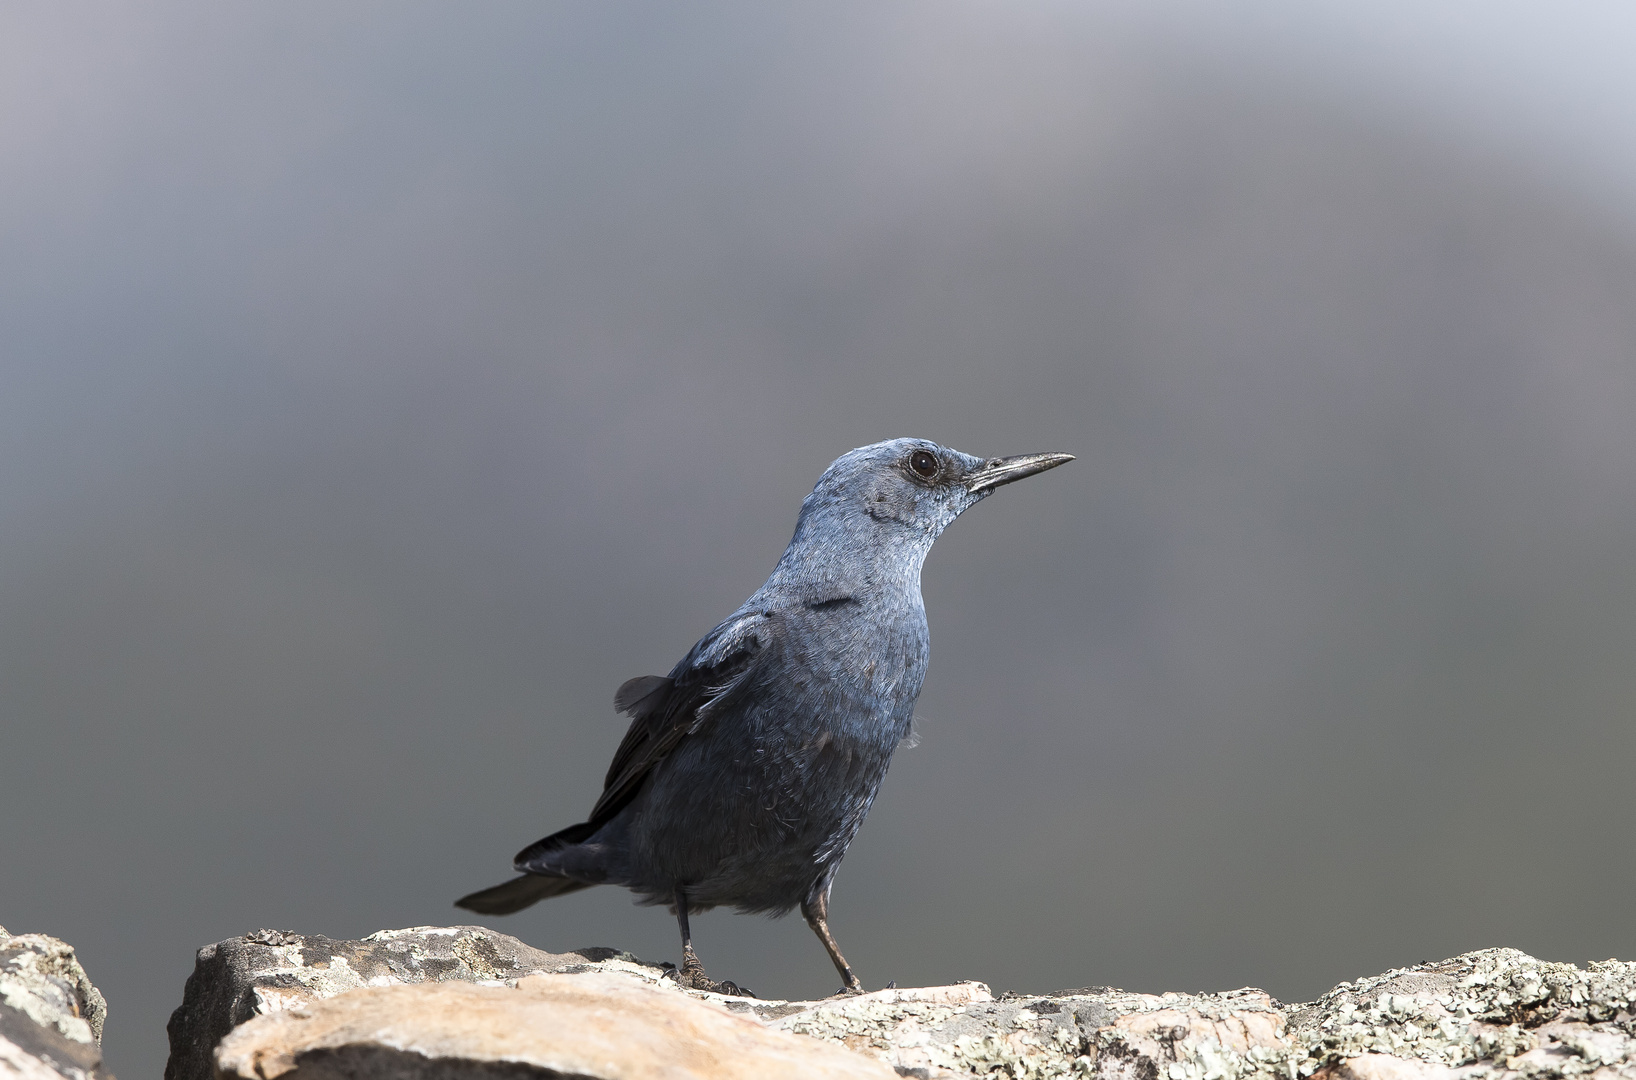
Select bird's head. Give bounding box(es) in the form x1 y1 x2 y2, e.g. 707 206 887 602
790 438 1074 558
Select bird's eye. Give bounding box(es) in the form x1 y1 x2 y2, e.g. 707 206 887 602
908 450 940 479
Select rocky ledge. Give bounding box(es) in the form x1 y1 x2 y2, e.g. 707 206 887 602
0 924 114 1080
162 926 1636 1080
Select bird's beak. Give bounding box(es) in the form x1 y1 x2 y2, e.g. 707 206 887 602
965 452 1075 494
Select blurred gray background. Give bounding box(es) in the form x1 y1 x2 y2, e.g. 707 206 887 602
4 3 1636 1077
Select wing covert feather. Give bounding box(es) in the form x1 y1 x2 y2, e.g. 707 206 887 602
591 612 771 826
614 675 672 717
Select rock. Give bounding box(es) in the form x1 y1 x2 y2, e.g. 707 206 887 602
0 929 107 1047
1283 949 1636 1080
214 971 900 1080
1314 1054 1457 1080
762 980 1289 1079
0 927 113 1080
1 1002 114 1080
750 947 1636 1080
164 926 663 1080
172 930 1636 1080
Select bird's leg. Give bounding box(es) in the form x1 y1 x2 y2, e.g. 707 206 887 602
802 884 864 995
674 886 707 987
673 887 753 997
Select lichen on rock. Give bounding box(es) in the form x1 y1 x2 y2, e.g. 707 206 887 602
1288 949 1636 1080
0 931 108 1046
0 928 113 1080
164 932 1636 1080
755 949 1636 1080
761 981 1289 1080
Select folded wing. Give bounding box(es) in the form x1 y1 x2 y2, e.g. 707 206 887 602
590 611 771 827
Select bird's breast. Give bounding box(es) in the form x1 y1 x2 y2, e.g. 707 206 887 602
756 604 924 755
800 603 924 690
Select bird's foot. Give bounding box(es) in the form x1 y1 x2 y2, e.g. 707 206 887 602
828 969 866 997
844 967 866 995
674 946 755 998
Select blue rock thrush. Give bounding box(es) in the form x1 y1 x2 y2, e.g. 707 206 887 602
456 438 1072 995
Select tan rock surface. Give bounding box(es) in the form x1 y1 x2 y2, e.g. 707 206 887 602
213 971 899 1080
1314 1053 1458 1080
177 932 1636 1080
166 926 627 1080
782 983 1293 1079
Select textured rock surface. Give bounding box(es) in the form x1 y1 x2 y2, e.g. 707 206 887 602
214 971 899 1080
741 948 1636 1080
0 927 108 1046
165 926 646 1080
1 1002 114 1080
170 929 1636 1080
756 979 1287 1079
0 926 113 1080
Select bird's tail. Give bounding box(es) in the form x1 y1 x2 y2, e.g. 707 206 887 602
455 873 591 915
454 820 604 915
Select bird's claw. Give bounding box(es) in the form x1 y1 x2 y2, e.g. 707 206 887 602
676 971 756 997
674 947 755 997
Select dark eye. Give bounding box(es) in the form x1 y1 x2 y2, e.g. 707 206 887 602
908 450 940 479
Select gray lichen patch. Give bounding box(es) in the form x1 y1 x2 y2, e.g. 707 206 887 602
766 950 1636 1080
1289 949 1636 1080
0 932 108 1045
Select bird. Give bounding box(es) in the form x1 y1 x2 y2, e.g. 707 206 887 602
456 438 1072 996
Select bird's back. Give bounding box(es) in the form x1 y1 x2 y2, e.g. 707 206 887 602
594 578 927 913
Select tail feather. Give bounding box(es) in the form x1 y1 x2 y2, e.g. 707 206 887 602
455 820 605 915
455 873 592 915
514 820 599 869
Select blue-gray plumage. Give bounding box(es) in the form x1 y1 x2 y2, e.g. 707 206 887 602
456 439 1072 994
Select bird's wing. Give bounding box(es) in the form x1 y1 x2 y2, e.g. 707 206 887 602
589 611 771 826
613 674 672 716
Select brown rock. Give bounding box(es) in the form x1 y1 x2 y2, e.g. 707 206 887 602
1090 991 1289 1080
1105 997 1287 1054
165 926 636 1080
213 971 900 1080
1313 1054 1457 1080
